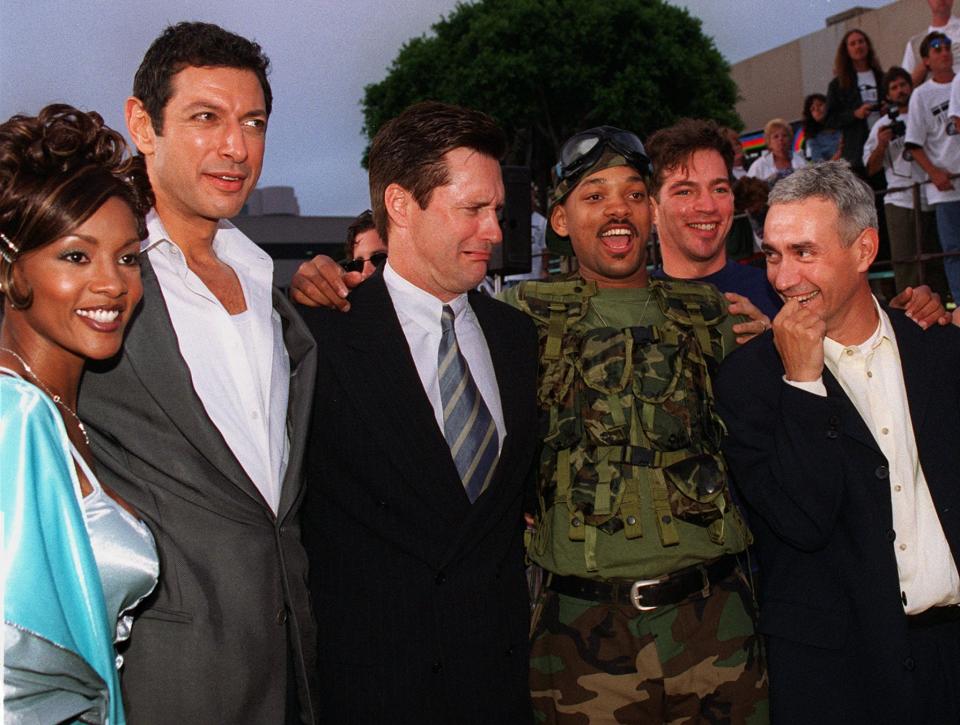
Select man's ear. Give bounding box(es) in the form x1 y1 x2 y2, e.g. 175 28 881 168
384 183 412 233
855 227 880 272
550 203 568 238
126 97 156 156
649 193 661 230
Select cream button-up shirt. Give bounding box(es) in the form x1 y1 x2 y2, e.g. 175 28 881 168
787 298 960 613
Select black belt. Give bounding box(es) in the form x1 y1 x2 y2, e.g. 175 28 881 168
548 555 737 611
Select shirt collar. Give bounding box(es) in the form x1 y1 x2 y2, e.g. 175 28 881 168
823 296 894 365
141 208 273 276
383 261 469 330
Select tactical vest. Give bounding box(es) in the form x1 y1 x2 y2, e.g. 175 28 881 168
516 276 748 567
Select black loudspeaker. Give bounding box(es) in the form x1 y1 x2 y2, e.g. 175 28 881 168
488 165 531 275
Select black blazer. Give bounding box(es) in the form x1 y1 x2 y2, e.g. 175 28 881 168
79 256 318 724
716 309 960 725
299 272 539 724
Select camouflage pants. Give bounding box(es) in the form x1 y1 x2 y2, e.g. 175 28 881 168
529 570 768 724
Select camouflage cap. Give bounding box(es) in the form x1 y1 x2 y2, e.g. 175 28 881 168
545 149 641 256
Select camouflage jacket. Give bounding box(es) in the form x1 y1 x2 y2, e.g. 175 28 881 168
509 275 751 578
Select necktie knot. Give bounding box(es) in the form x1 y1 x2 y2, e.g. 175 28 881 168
441 305 456 334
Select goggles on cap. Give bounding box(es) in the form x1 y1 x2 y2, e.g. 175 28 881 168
554 126 651 184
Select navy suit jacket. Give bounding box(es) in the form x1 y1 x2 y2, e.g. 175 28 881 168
298 271 538 724
716 308 960 725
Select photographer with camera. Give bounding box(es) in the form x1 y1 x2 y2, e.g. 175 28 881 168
906 31 960 304
865 66 949 296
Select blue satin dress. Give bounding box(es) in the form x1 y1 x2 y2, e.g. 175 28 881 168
2 372 159 724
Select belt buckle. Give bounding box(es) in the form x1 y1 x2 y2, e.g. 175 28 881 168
629 578 662 611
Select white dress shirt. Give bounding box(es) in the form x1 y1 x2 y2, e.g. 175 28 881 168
144 211 290 514
786 299 960 613
382 262 505 451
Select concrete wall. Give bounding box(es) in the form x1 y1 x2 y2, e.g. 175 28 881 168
732 0 932 131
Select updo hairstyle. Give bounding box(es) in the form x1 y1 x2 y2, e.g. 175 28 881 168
0 103 152 309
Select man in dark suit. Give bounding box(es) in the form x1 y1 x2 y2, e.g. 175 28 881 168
79 23 317 724
298 101 538 724
716 161 960 725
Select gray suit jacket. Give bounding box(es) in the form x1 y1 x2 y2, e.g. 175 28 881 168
79 255 318 724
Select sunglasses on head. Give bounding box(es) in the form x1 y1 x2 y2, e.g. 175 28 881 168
554 126 651 183
930 37 952 50
341 251 388 274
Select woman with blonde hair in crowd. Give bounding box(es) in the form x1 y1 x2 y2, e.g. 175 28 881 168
1 104 158 724
747 117 807 185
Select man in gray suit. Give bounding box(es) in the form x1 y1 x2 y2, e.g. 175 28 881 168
79 22 317 724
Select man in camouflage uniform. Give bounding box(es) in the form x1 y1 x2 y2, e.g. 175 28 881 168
501 126 768 724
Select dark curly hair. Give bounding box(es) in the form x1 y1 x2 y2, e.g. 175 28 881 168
645 118 735 198
134 22 272 135
344 209 376 260
0 103 152 308
802 93 828 138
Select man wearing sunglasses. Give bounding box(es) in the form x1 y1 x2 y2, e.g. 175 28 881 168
500 126 769 723
902 0 960 86
341 209 389 275
906 31 960 305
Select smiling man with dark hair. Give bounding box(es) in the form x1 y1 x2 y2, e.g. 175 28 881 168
78 22 318 724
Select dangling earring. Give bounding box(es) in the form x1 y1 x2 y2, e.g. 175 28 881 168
0 232 19 264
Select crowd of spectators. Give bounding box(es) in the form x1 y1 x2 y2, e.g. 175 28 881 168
736 1 960 303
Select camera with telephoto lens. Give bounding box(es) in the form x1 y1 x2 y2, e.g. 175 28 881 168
887 107 906 139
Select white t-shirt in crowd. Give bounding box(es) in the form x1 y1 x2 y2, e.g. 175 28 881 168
746 151 807 184
858 70 881 128
905 77 960 204
950 73 960 121
863 110 931 210
902 17 960 76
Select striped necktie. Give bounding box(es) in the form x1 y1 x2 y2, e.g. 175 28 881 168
438 305 499 502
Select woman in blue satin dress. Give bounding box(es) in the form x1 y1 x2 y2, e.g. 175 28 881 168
1 104 159 725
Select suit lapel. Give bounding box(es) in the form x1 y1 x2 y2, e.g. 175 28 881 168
821 367 882 454
275 290 317 522
124 256 266 507
329 274 471 524
474 292 522 453
887 309 932 435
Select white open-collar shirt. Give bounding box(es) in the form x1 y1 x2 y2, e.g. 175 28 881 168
143 211 290 514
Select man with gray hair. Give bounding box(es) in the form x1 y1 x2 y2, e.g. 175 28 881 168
716 161 960 724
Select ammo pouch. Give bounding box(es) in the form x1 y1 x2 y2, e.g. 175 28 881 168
517 277 736 551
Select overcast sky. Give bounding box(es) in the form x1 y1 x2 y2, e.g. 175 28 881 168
0 0 894 216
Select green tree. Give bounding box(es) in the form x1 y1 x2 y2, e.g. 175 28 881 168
361 0 741 194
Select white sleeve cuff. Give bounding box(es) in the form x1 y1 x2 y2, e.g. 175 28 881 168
783 376 827 397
